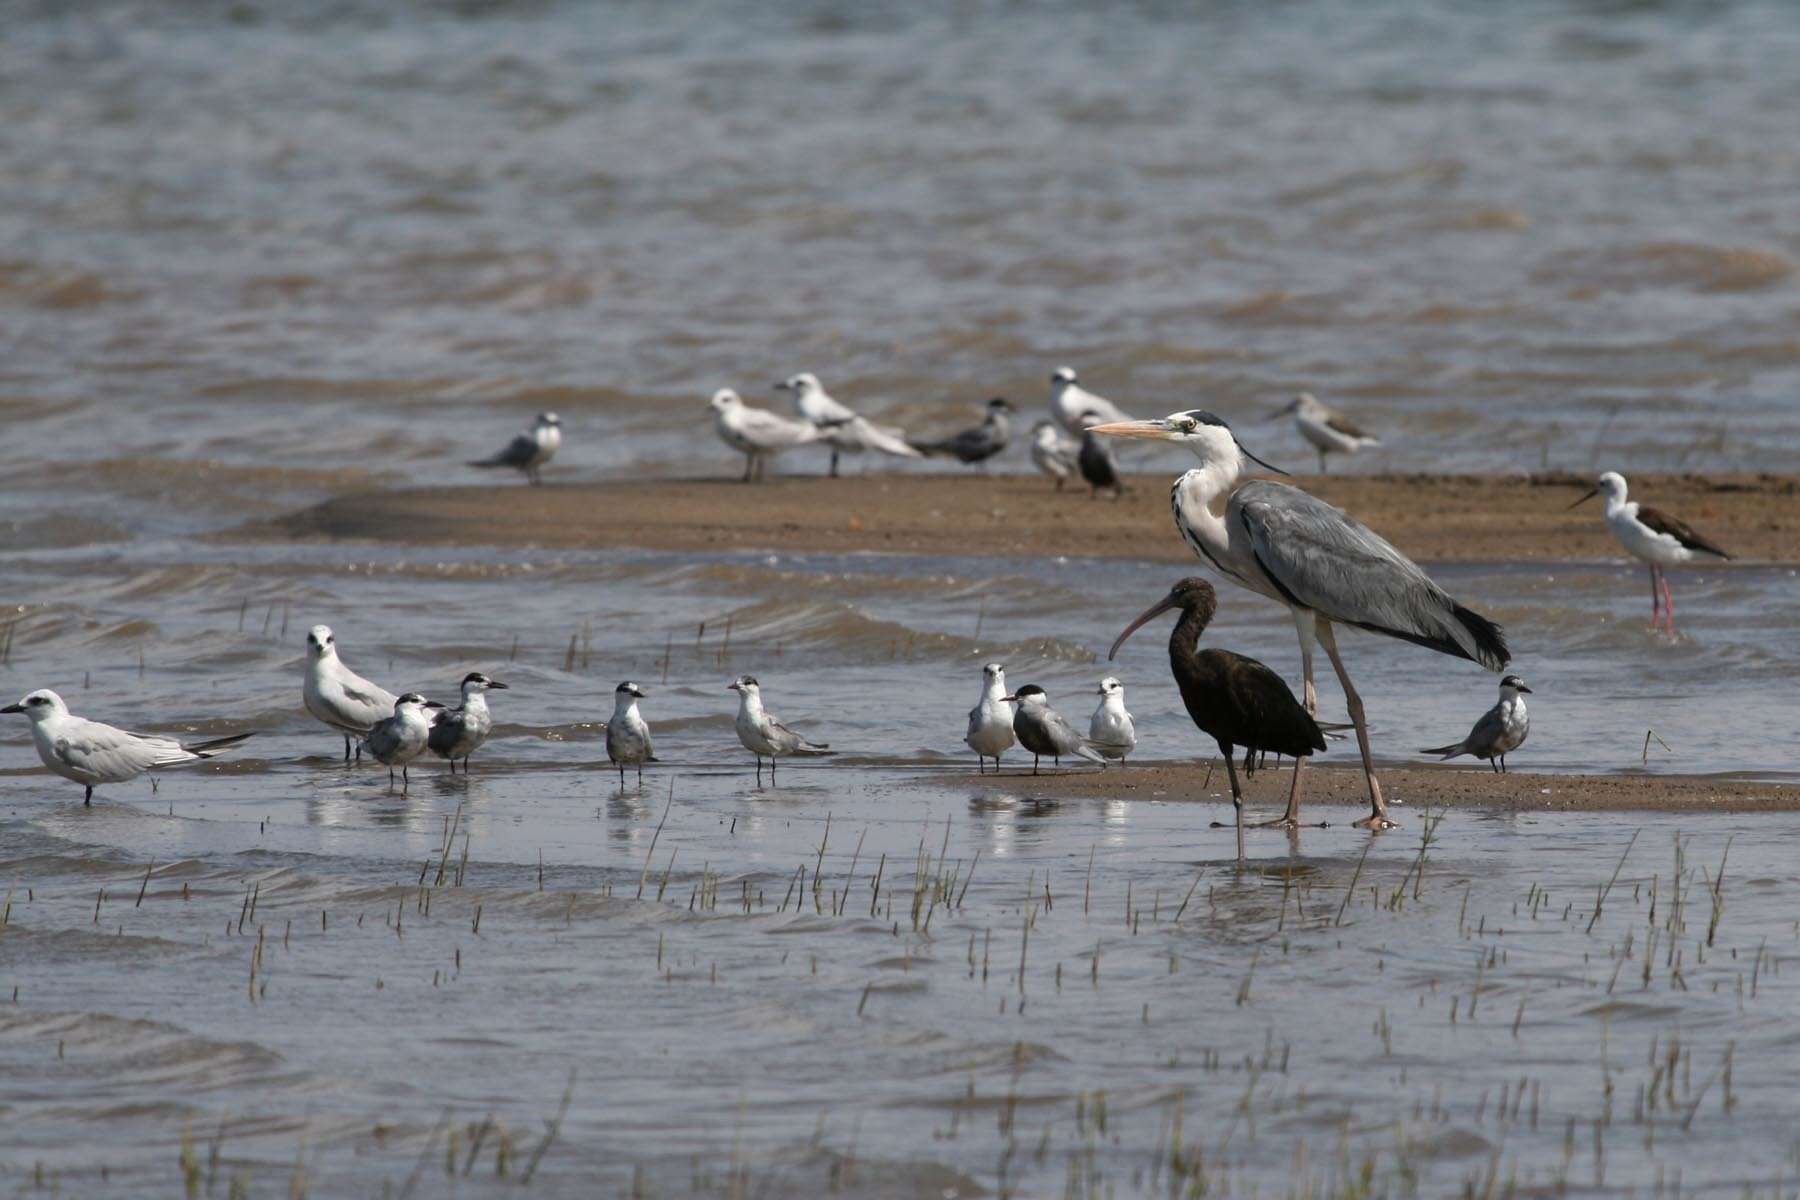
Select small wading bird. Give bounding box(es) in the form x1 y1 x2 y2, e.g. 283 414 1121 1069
1077 413 1125 499
1269 393 1379 473
302 624 397 762
709 388 821 483
775 373 921 477
1087 677 1136 765
964 662 1015 773
1421 675 1531 773
427 672 508 773
605 681 656 785
911 397 1014 465
1091 409 1507 829
1030 421 1078 490
728 675 832 782
1003 684 1106 773
2 689 255 806
468 412 562 485
1570 471 1730 636
1110 579 1325 853
1048 366 1133 436
362 693 441 788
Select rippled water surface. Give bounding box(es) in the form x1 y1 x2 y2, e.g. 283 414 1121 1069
5 1 1800 1195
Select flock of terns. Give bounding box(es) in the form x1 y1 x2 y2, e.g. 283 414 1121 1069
3 370 1735 851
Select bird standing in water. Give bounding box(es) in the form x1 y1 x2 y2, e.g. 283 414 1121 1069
1569 471 1730 636
427 672 508 773
1109 578 1326 855
605 681 656 785
1421 675 1532 773
1090 409 1507 829
302 624 397 762
362 693 442 789
964 662 1015 773
2 689 254 806
728 675 832 782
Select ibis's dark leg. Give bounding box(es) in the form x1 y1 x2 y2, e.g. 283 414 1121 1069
1242 746 1255 778
84 785 93 806
1318 619 1394 830
1253 755 1317 828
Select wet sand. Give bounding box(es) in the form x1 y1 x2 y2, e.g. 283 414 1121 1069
932 760 1799 812
251 471 1799 563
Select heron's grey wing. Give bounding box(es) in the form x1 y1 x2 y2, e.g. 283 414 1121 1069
1233 481 1508 670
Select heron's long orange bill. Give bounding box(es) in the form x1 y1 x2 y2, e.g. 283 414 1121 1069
1107 594 1180 661
1086 419 1179 441
1567 487 1600 510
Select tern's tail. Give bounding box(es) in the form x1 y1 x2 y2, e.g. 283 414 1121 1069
1072 742 1108 765
794 742 834 756
183 732 257 759
1418 742 1466 760
466 457 507 468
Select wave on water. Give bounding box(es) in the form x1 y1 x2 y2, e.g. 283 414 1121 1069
1536 242 1793 295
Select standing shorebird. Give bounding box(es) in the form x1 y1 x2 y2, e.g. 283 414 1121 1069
427 672 508 773
1570 472 1730 636
709 389 821 482
2 689 254 806
1087 677 1136 765
1048 367 1133 436
912 398 1014 466
361 693 441 789
727 675 832 782
1109 579 1326 852
1030 421 1078 490
468 412 562 485
302 624 397 762
1421 675 1532 773
1269 393 1378 473
964 662 1015 773
1090 409 1508 829
1077 414 1125 499
1003 685 1106 773
605 681 656 785
775 373 922 477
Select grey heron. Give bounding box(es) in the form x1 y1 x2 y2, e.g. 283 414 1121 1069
1090 410 1508 829
1569 472 1730 636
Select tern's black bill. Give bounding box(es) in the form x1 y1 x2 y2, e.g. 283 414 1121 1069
0 703 21 714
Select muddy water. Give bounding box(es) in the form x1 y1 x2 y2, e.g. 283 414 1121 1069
3 541 1799 1194
6 0 1800 1193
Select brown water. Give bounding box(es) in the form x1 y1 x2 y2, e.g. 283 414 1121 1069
5 1 1800 1195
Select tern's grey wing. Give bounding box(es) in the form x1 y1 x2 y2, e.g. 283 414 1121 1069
737 408 819 448
1462 703 1510 756
426 708 462 755
966 704 983 742
1233 480 1508 670
768 719 808 752
56 720 182 782
362 719 401 760
491 433 538 466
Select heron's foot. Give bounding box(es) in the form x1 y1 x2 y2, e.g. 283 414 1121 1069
1352 812 1398 831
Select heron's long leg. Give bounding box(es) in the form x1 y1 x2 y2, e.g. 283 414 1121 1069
1316 619 1394 829
1292 608 1319 716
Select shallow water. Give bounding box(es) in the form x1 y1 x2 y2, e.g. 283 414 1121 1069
6 0 1800 1193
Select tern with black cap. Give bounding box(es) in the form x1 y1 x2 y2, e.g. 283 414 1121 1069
468 412 561 485
728 675 832 782
605 681 657 785
1002 684 1106 773
911 398 1014 465
427 672 508 773
1090 408 1508 829
1421 675 1532 773
362 693 443 789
